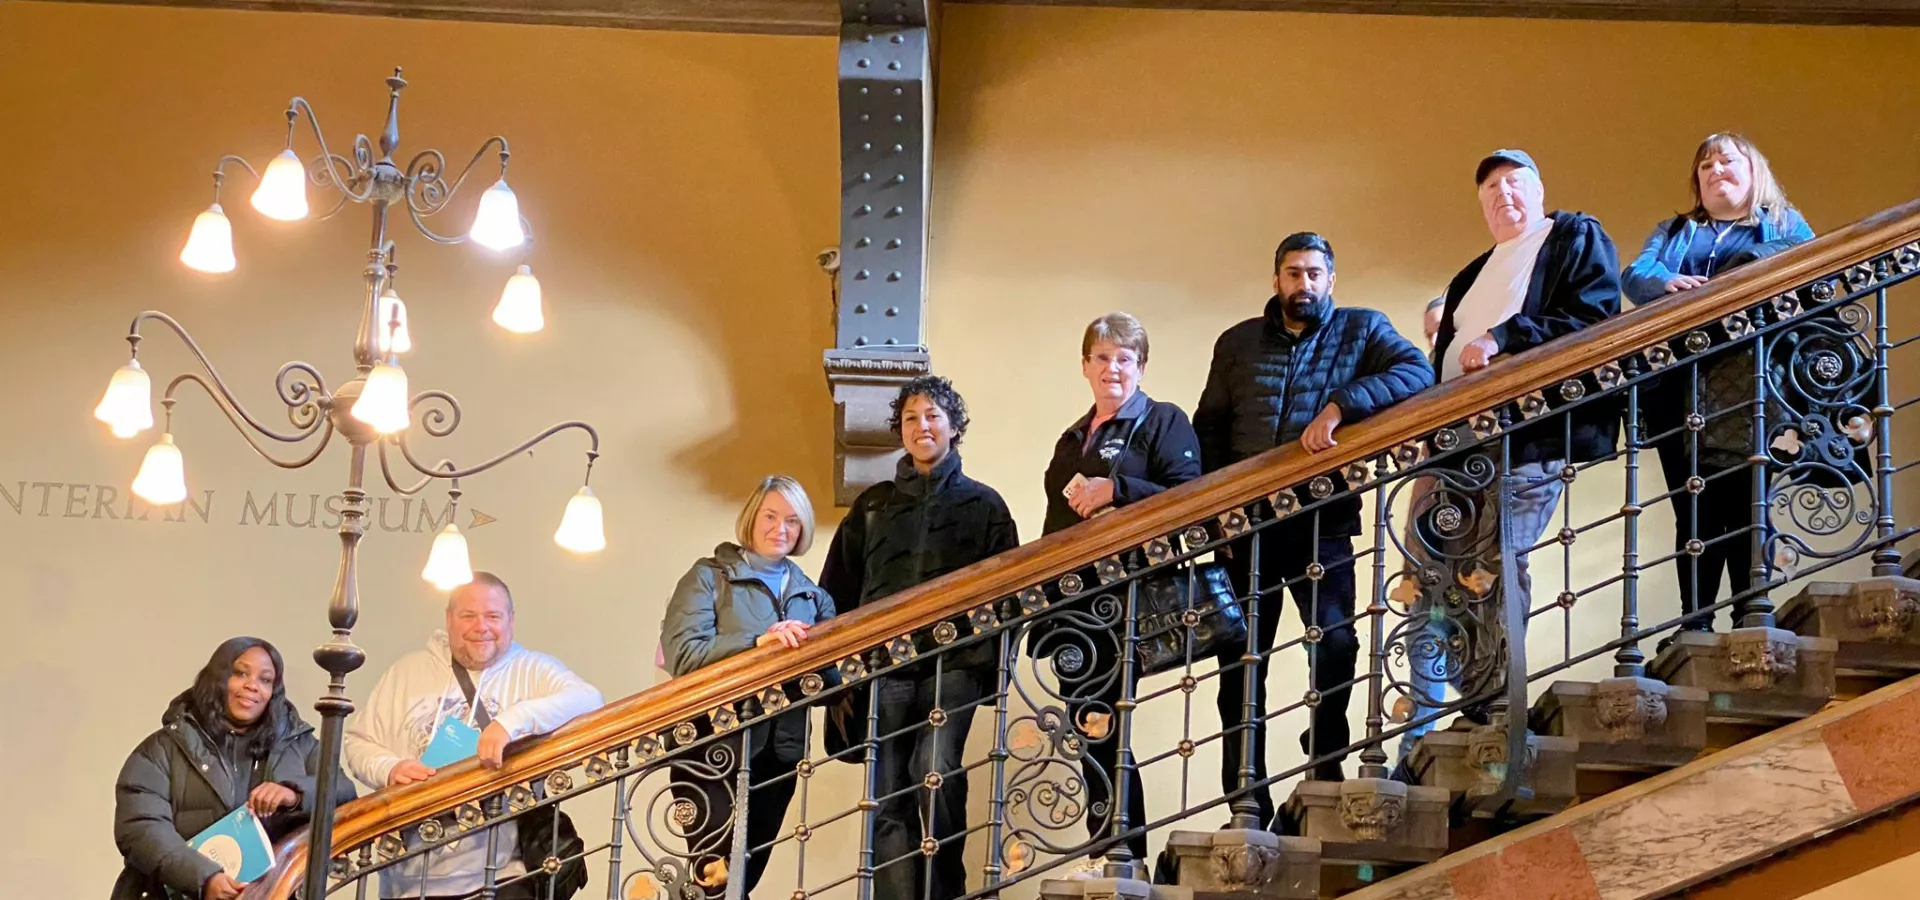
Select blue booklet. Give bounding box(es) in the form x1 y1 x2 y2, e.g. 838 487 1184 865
188 806 274 883
420 714 482 768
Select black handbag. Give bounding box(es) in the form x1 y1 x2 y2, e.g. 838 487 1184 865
1131 561 1246 676
1093 414 1247 676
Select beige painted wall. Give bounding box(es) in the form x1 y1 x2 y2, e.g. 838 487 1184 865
2 2 1918 898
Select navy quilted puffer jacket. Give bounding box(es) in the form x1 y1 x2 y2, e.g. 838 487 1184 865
1194 298 1434 534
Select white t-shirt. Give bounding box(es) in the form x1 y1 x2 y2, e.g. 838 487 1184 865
1442 217 1554 382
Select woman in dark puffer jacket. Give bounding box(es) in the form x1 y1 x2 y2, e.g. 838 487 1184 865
111 637 355 900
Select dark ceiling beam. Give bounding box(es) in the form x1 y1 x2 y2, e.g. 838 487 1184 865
51 0 843 36
43 0 1920 33
982 0 1920 27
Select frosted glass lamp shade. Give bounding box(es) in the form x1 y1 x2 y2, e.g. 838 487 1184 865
422 524 474 590
132 434 187 505
469 180 525 251
493 265 544 333
351 361 412 434
376 290 413 354
554 487 605 553
180 204 236 273
94 361 154 438
250 149 310 221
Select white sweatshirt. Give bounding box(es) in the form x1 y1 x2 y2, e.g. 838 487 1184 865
343 631 604 899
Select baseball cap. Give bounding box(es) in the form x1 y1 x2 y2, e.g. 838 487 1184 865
1475 149 1538 185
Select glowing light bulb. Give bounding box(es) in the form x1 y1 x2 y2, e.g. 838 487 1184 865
469 180 525 251
554 486 605 553
179 204 236 273
493 265 544 334
94 361 154 438
250 149 310 221
132 433 188 505
351 361 411 434
422 523 475 590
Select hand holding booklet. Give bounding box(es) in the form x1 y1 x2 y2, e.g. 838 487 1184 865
188 806 274 883
419 714 483 768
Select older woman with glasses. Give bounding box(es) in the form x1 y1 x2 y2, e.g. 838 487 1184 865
1040 311 1202 877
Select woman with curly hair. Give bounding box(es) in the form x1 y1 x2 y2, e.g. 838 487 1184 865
819 374 1019 900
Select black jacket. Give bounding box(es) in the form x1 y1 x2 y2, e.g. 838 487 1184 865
1194 301 1433 535
1042 390 1202 536
819 450 1019 672
112 695 356 900
1433 210 1623 465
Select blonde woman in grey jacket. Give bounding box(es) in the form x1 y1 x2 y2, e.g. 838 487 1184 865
660 475 837 898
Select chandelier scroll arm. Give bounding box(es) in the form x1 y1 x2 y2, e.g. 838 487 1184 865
376 441 458 496
206 155 259 204
391 393 600 482
128 311 334 443
404 135 509 220
162 373 335 469
286 97 375 205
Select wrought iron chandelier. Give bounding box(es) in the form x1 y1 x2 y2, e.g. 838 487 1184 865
88 67 606 896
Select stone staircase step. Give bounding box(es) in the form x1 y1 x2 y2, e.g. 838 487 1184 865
1778 577 1920 674
1285 779 1449 867
1404 719 1579 820
1528 677 1707 771
1649 628 1836 721
1160 829 1320 900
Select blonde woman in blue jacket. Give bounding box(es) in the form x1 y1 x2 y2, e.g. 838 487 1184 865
1621 133 1813 640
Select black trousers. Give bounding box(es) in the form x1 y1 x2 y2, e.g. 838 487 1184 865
1653 440 1758 629
1047 591 1149 865
1216 535 1358 829
668 730 801 899
870 667 988 900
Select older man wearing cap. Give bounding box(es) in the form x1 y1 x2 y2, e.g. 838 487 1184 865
1397 150 1621 756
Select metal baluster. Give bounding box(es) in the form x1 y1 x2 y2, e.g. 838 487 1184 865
1228 515 1263 830
1495 421 1529 804
1687 361 1704 628
1618 376 1646 676
726 727 752 900
796 708 812 896
984 629 1014 889
856 670 883 900
922 656 944 900
1358 459 1392 779
481 796 503 899
606 772 629 900
1562 412 1575 662
1104 578 1143 877
1871 287 1901 576
1743 325 1777 628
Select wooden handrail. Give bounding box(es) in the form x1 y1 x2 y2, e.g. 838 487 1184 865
253 197 1920 898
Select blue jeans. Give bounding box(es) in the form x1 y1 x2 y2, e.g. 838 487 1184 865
1396 462 1567 764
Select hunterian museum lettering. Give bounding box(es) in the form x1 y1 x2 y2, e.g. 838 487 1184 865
0 479 493 534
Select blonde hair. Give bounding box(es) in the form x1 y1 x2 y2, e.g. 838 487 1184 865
1081 312 1150 366
1687 132 1793 229
736 475 815 557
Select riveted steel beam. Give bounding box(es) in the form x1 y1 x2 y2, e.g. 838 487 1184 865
822 0 935 505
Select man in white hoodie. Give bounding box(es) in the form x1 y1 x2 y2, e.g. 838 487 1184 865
344 571 604 899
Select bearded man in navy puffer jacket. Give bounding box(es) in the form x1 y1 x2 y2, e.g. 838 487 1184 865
1194 230 1434 826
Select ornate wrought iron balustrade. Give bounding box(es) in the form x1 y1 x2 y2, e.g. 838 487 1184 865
253 199 1920 900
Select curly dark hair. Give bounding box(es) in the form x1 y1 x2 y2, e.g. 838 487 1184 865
888 375 970 448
